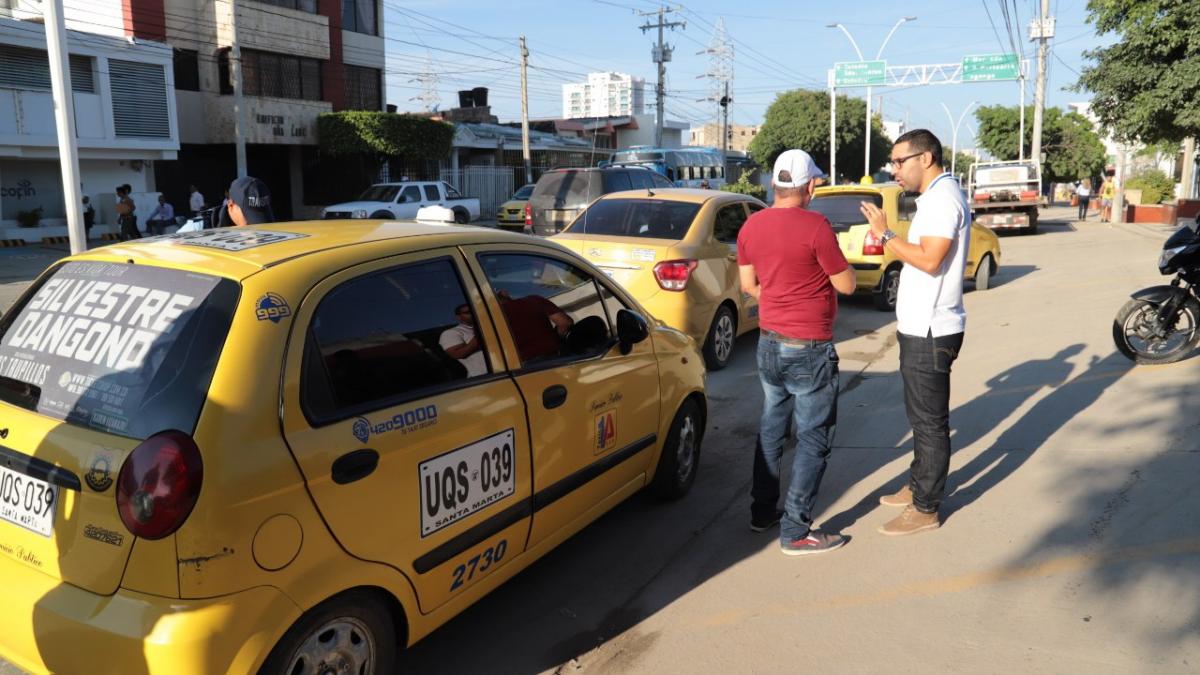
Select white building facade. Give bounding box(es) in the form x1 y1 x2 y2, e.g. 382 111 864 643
0 15 179 236
562 72 645 119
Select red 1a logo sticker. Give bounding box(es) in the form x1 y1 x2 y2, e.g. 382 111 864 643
595 409 617 454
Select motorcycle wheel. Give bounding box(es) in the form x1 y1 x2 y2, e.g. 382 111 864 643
1112 296 1200 365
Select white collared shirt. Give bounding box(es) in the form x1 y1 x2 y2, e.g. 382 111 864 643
439 323 486 377
896 173 970 337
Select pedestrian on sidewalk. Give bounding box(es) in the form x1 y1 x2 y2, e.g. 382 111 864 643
115 184 140 240
189 184 205 217
1076 180 1092 221
145 194 175 235
737 149 856 556
860 129 969 536
1100 176 1115 222
82 196 95 238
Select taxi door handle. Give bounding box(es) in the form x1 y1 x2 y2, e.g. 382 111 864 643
332 449 379 485
542 385 568 409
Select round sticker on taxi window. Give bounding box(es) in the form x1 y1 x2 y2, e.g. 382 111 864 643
255 292 292 323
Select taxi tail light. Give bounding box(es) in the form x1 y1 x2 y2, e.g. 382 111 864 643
116 430 204 540
524 203 532 227
653 259 698 291
863 231 885 256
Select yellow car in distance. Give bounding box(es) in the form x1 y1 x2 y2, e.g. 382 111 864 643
550 189 765 370
811 183 1002 311
496 183 535 230
0 223 706 674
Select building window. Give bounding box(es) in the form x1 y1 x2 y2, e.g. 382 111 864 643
253 0 317 12
220 48 322 101
0 45 93 93
173 48 200 91
344 64 381 110
109 59 170 138
342 0 377 35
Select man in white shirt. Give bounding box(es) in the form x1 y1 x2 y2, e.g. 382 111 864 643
860 128 968 536
189 185 205 216
439 303 487 378
146 194 175 235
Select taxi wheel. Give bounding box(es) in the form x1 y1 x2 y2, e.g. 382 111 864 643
703 306 737 370
873 267 901 312
649 398 703 500
974 254 994 291
259 591 397 675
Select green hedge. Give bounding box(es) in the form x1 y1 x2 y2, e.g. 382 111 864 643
317 112 454 158
1126 169 1176 205
720 170 766 200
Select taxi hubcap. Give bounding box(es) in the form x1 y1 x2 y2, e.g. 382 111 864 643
885 273 900 307
675 414 697 483
714 314 734 362
290 617 375 675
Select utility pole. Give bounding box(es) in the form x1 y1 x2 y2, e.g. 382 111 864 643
1029 1 1054 166
829 72 837 184
519 36 532 185
639 5 685 147
1113 143 1128 224
721 80 730 163
1181 136 1196 200
1018 76 1026 161
230 0 248 178
697 17 731 162
45 0 85 253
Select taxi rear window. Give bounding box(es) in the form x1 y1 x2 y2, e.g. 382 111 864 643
0 261 238 440
808 193 884 230
565 198 701 239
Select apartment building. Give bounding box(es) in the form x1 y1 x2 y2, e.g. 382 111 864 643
562 72 645 119
688 123 760 153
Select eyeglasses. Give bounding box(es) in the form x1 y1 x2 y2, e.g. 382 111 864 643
889 151 925 169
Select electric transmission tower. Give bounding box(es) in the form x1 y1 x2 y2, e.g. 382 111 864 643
696 17 733 160
410 54 441 112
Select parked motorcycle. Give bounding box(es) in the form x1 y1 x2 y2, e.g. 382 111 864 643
1113 216 1200 364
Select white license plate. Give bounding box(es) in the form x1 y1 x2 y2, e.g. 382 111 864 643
419 429 516 537
0 464 59 537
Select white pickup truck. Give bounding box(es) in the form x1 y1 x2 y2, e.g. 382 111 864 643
322 181 481 223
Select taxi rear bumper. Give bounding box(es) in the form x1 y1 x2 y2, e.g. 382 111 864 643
0 552 301 675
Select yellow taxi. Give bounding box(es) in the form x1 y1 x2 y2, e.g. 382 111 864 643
810 183 1002 311
495 184 535 230
550 189 765 370
0 223 706 674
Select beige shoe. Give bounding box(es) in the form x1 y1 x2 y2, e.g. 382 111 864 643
879 484 912 507
878 505 940 536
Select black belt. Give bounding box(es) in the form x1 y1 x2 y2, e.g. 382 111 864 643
759 329 827 347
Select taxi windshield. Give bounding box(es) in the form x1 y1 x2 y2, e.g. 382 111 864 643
0 262 239 440
808 193 884 230
565 198 701 240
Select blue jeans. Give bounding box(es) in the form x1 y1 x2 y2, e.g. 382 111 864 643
751 335 839 542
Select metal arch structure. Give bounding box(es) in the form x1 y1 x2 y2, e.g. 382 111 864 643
827 59 1030 183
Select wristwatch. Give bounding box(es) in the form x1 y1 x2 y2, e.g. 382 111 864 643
880 229 898 247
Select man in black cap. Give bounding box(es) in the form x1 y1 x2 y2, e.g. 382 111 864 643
219 176 274 227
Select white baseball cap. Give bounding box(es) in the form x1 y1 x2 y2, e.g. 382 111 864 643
772 149 827 188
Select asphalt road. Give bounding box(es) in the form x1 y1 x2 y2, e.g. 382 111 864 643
4 209 1200 673
398 208 1200 673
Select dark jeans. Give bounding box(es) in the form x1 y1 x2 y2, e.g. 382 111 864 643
1077 196 1090 220
898 330 964 513
751 335 839 542
146 219 172 235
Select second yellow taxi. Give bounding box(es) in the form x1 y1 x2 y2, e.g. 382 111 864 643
550 188 766 370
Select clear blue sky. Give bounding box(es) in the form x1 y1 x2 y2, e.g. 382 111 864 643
384 0 1114 151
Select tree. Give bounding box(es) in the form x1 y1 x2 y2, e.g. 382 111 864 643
974 105 1107 183
748 89 892 183
1075 0 1200 144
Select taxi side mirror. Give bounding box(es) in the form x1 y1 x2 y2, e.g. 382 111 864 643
616 309 649 354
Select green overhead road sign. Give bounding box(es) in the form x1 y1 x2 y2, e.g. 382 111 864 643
962 53 1020 82
834 60 886 87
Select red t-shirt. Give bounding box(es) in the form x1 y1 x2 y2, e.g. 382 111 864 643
736 207 849 341
500 294 563 362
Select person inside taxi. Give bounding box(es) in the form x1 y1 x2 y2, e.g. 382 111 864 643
496 288 574 362
439 304 487 378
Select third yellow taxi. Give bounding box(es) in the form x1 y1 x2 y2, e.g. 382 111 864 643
0 222 705 674
550 188 765 370
809 182 1002 311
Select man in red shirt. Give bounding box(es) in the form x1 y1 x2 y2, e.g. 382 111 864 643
737 148 856 556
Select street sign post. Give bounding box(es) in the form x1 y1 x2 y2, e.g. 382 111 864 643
834 60 886 87
962 53 1020 82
